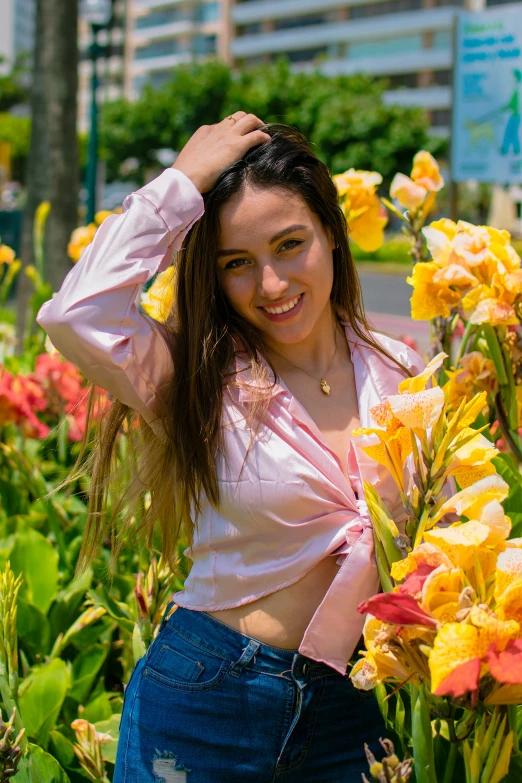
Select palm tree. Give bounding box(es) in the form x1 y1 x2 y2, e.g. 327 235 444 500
16 0 79 349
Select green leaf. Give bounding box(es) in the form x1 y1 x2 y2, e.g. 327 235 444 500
88 586 134 633
17 598 51 659
15 743 70 783
48 730 76 770
70 644 109 704
10 527 59 614
94 713 121 764
505 751 522 781
19 658 70 747
81 689 113 723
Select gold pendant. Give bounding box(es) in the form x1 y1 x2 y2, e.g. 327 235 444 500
320 379 331 395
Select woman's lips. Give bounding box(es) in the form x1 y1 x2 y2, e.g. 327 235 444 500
258 293 304 322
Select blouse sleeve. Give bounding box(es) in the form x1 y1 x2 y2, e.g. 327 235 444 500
35 167 205 428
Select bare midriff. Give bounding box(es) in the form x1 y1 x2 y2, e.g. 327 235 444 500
206 556 341 649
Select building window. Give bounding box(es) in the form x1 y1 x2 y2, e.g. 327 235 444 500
351 0 423 19
193 34 217 55
348 35 423 59
433 69 452 85
238 23 262 35
274 15 328 31
135 39 180 60
135 10 186 29
431 109 451 126
432 30 452 49
286 47 328 63
386 72 418 89
195 2 220 23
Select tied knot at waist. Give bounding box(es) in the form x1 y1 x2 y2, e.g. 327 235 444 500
355 497 373 529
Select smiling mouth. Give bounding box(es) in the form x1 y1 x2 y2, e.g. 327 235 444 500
260 294 303 315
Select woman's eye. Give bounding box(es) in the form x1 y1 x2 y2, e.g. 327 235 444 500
280 239 302 252
225 258 249 270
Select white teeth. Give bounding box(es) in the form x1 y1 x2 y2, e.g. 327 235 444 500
263 295 301 315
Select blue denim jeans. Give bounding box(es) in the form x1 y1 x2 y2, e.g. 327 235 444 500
113 603 385 782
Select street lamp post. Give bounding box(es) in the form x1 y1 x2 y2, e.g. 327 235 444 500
81 0 112 224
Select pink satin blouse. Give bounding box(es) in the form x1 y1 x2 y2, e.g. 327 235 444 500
36 167 426 675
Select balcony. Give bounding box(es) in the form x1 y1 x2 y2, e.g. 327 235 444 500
296 47 452 77
133 20 195 45
231 8 457 57
131 51 192 74
232 0 351 24
383 85 452 109
133 0 191 11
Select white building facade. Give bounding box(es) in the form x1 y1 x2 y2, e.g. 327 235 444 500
0 0 36 74
228 0 513 135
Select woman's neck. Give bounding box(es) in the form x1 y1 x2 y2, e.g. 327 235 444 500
264 305 344 377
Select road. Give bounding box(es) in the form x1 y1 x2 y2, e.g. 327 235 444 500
358 270 431 353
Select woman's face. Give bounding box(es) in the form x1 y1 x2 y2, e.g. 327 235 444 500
216 183 336 348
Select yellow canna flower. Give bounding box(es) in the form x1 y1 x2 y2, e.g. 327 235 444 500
390 542 453 582
495 549 522 601
350 616 411 690
390 173 428 210
94 209 113 226
468 297 518 326
407 262 461 320
434 474 509 523
333 169 387 252
398 352 447 394
421 566 466 622
411 150 444 192
0 244 15 265
429 218 457 241
429 608 519 695
140 265 176 323
387 386 445 432
67 224 97 263
424 520 491 570
496 577 522 624
444 353 497 411
445 432 498 489
352 424 412 493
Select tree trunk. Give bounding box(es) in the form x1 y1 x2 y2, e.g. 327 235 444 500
16 0 79 351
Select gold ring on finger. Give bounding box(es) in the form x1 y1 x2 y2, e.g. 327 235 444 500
226 115 237 124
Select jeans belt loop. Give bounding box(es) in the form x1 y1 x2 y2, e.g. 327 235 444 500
160 599 177 631
230 639 260 678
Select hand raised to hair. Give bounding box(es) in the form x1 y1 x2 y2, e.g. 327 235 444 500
171 112 270 194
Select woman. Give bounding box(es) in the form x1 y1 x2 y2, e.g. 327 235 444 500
36 113 425 782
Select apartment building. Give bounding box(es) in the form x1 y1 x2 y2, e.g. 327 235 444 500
128 0 233 96
0 0 36 75
228 0 512 135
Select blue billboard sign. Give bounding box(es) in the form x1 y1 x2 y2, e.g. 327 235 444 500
452 5 522 183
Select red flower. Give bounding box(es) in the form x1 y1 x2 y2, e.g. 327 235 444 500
434 659 481 697
486 639 522 685
398 563 436 596
0 368 50 438
358 592 438 627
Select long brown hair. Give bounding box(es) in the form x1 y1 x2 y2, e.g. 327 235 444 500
64 123 411 575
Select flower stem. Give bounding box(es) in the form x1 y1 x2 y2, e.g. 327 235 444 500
442 741 459 783
455 320 476 365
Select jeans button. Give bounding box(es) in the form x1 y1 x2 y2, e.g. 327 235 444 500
302 662 309 675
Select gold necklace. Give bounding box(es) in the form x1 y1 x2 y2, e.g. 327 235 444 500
268 329 339 395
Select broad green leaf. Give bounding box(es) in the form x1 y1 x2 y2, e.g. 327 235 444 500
48 590 88 642
94 713 121 764
19 658 70 747
15 743 70 783
48 730 76 769
81 689 113 723
17 598 51 659
506 751 522 781
493 454 522 515
88 586 134 633
10 527 59 614
70 644 109 704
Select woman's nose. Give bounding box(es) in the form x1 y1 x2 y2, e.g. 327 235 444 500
257 264 288 300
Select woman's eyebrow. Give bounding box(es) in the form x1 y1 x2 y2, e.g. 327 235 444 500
216 224 309 258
